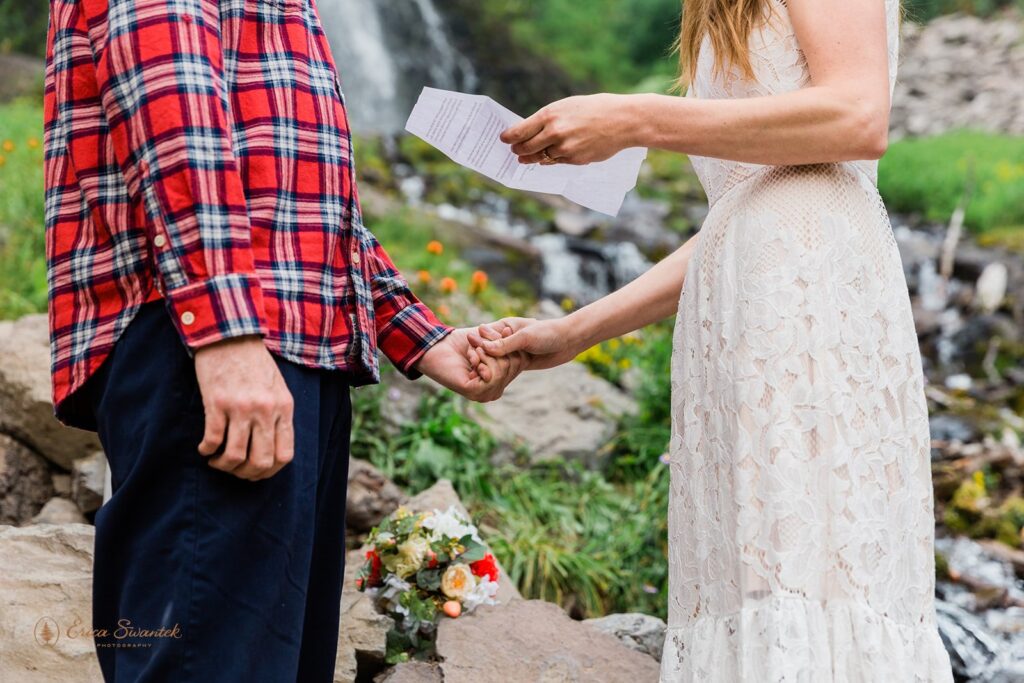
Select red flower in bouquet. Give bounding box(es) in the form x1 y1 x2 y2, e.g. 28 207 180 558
470 553 500 582
366 548 383 587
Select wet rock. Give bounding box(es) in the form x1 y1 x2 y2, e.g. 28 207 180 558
0 433 54 525
477 362 637 469
601 195 682 259
31 497 89 525
0 314 102 470
554 209 601 238
583 612 667 661
346 459 407 534
71 451 106 515
0 523 102 682
554 196 682 260
930 414 983 444
974 262 1008 313
435 600 660 682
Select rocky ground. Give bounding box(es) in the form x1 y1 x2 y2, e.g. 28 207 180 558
891 11 1024 139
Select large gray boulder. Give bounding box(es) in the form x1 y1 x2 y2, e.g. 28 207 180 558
0 523 102 682
583 612 667 662
0 433 54 525
0 315 101 470
477 362 636 469
435 600 660 683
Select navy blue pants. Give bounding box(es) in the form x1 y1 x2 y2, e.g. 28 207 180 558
79 300 352 682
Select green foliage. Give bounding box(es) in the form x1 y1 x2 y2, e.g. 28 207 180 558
0 0 48 57
903 0 1024 22
0 98 46 319
878 131 1024 234
472 0 681 92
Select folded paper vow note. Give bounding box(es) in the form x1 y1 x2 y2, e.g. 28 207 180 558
405 87 648 216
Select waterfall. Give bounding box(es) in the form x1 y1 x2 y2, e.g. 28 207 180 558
315 0 476 133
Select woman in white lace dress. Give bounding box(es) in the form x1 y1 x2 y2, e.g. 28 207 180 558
468 0 954 680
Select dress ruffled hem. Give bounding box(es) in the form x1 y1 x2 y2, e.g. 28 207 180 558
658 595 954 682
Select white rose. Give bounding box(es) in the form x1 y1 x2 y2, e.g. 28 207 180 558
441 564 476 600
385 537 431 578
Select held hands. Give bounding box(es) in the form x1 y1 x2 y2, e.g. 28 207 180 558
413 327 527 403
466 317 581 373
501 94 635 166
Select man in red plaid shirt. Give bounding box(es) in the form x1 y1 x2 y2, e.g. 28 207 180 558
44 0 522 679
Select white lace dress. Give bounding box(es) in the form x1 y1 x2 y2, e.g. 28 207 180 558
661 1 955 680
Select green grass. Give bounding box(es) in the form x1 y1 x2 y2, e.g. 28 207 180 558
0 98 46 319
878 130 1024 235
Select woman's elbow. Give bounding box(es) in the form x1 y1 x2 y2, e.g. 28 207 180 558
850 100 890 160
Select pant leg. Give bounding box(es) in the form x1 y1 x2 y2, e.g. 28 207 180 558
296 369 352 683
85 300 351 682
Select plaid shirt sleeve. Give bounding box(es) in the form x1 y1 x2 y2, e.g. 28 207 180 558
86 0 267 349
362 229 454 379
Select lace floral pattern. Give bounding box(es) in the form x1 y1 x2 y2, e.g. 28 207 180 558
661 2 954 680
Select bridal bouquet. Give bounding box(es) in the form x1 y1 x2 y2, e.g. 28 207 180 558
356 505 501 662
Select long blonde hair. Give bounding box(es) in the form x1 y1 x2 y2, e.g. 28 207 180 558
675 0 902 90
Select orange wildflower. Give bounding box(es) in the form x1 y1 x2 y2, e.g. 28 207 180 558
426 240 444 255
439 277 457 293
469 270 488 294
417 270 432 285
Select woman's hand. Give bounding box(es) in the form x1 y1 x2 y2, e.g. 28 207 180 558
466 317 582 372
501 94 637 166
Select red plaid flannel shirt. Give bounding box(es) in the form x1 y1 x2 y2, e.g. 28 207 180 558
44 0 452 427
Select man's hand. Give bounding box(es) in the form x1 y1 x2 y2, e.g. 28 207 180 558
415 328 525 402
194 336 294 481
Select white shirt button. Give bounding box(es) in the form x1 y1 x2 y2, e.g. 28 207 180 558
181 311 196 326
153 234 167 248
351 250 361 266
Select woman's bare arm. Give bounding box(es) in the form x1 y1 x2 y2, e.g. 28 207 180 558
470 234 700 367
503 0 892 167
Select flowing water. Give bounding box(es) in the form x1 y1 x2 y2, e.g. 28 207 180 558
316 0 476 132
